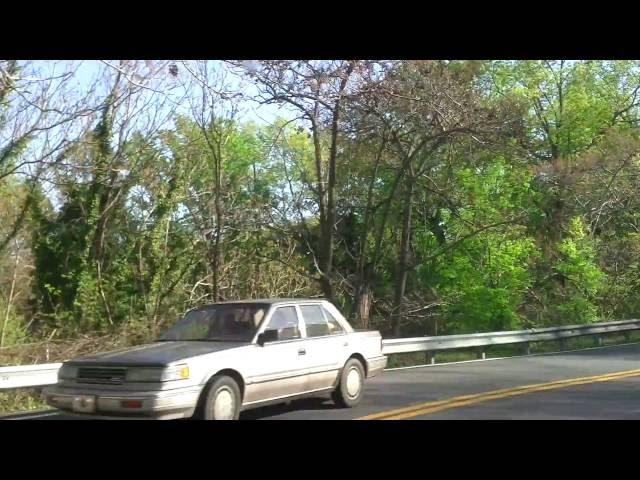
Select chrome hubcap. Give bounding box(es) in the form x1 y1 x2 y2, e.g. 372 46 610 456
213 387 235 420
346 367 362 399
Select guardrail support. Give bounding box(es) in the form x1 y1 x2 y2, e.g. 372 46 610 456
425 352 436 365
522 342 531 355
476 349 486 360
624 332 632 342
594 335 603 347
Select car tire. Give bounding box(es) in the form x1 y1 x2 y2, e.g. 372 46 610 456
332 357 365 408
201 375 241 420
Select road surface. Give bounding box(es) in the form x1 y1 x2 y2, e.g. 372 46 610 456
4 342 640 420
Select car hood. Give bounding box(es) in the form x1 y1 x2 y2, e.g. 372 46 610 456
68 341 249 366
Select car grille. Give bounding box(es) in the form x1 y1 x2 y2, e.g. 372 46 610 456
76 366 127 385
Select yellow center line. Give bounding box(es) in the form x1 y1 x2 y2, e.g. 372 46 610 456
356 368 640 420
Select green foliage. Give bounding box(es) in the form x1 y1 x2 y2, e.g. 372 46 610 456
556 218 605 297
421 160 539 332
547 217 605 324
0 298 27 347
0 135 31 178
484 61 640 159
598 233 640 319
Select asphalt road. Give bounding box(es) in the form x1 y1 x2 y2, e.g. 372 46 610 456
5 342 640 420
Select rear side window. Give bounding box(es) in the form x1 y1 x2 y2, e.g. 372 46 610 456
300 305 344 337
321 307 345 334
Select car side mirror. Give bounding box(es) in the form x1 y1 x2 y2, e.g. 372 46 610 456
257 329 278 346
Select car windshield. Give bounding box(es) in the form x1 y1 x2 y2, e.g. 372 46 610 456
159 304 269 342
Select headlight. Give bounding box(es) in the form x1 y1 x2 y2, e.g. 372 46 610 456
126 364 189 382
161 364 190 381
58 364 78 380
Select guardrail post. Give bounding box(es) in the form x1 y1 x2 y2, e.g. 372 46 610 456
594 335 603 347
522 342 531 355
476 349 486 360
425 352 436 365
624 332 631 343
559 338 567 350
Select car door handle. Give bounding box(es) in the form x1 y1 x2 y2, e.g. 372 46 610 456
298 348 306 355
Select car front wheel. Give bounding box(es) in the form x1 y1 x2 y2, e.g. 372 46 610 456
202 375 241 420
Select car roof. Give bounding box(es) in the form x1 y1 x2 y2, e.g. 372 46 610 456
194 298 328 308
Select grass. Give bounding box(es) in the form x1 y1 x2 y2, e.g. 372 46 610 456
0 389 48 415
386 331 640 369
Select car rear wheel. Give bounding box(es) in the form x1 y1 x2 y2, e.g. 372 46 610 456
202 375 241 420
332 357 365 408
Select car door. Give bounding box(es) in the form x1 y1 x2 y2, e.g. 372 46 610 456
297 303 346 391
242 305 309 405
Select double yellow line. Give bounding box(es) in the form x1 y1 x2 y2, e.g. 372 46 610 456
356 368 640 420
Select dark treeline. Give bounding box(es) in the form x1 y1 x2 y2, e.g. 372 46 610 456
1 59 640 345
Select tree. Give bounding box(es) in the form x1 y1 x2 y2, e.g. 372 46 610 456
351 60 521 335
232 60 362 304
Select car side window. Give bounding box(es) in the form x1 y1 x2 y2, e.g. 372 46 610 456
265 306 301 340
321 307 345 335
301 305 344 337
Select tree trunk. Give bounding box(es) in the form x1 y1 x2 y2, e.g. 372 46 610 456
319 274 335 304
313 64 353 305
212 146 224 302
353 139 386 330
0 239 20 348
354 281 373 330
391 174 414 337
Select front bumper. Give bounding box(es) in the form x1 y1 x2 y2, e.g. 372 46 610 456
43 384 202 420
366 356 387 378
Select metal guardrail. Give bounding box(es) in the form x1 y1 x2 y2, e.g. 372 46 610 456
381 319 640 362
0 363 62 390
1 319 639 390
